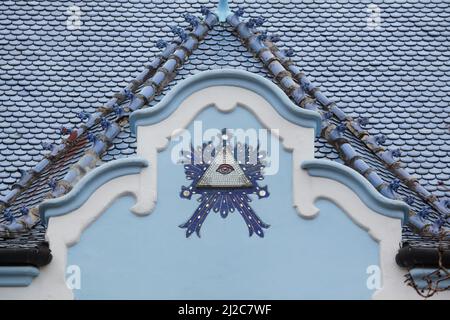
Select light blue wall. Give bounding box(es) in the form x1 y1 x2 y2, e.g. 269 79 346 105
68 107 379 299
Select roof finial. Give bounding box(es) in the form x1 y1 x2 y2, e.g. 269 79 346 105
215 0 231 22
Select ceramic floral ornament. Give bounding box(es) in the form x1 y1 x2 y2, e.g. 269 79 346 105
179 129 270 238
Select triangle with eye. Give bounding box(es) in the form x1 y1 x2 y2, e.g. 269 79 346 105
196 146 253 188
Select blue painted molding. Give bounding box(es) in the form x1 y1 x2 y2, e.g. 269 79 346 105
301 159 408 221
40 158 148 224
130 69 322 137
0 266 39 287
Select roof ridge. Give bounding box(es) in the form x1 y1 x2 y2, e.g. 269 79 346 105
0 4 447 242
0 41 177 211
0 7 219 238
225 9 449 239
268 43 449 217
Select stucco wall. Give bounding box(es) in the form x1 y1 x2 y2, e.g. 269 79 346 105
67 107 379 299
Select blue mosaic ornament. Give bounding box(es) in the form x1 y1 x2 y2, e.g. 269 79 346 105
179 130 270 238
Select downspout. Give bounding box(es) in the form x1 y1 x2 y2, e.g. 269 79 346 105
396 245 450 269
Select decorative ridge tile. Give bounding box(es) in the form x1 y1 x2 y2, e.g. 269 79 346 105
0 6 219 238
225 8 449 240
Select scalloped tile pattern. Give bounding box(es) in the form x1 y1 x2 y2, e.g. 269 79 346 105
0 0 448 249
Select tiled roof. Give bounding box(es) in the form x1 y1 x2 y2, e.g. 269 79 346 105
0 0 448 249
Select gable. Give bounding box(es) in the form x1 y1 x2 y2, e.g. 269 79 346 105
22 68 415 299
0 0 448 298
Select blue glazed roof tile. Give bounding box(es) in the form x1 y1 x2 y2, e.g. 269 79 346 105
0 0 448 248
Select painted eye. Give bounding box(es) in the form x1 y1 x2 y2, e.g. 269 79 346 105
216 164 235 175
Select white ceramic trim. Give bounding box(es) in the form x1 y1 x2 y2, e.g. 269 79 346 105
300 173 450 300
0 174 141 299
133 85 316 217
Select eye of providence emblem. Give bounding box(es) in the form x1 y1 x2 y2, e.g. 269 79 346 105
179 129 270 238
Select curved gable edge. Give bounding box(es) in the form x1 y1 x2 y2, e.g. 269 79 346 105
39 158 149 225
301 159 408 221
129 69 322 137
